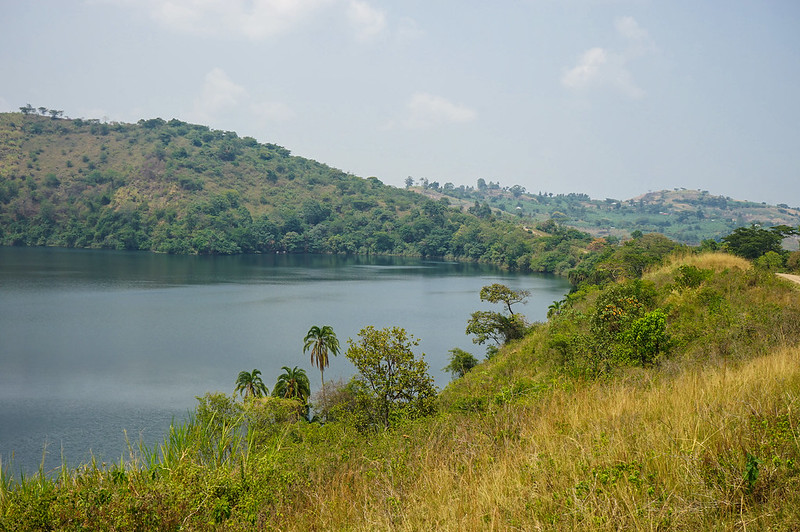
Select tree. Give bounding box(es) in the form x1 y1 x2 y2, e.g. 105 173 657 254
48 109 63 120
468 201 492 219
345 326 436 428
404 176 414 188
624 309 669 365
19 104 34 115
721 224 785 260
443 347 478 378
234 369 268 399
599 233 681 280
37 106 48 116
272 366 311 403
466 311 526 345
755 250 785 271
466 283 529 347
547 299 565 318
304 325 340 394
479 283 530 315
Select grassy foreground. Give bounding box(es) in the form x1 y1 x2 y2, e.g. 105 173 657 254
2 253 800 530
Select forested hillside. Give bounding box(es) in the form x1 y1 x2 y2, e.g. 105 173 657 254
0 112 592 274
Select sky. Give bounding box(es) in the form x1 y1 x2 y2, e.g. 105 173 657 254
1 0 799 205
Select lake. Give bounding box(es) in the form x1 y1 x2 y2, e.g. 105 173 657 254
0 246 571 475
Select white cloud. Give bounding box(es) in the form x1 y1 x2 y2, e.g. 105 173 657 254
401 92 477 129
615 15 655 57
561 16 652 99
251 100 295 122
187 68 294 126
615 16 648 43
561 47 644 99
347 0 386 41
561 47 608 90
97 0 334 40
189 68 247 123
97 0 397 42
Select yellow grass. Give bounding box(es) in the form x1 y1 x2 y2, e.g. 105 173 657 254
647 251 751 278
281 345 800 530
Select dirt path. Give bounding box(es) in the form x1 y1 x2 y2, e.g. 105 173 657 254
777 273 800 286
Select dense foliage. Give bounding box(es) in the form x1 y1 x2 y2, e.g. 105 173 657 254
722 223 797 260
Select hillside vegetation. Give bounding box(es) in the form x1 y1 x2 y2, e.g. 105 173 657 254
414 180 800 245
3 250 800 530
0 113 592 275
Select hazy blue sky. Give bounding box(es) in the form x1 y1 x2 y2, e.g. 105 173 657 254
2 1 798 205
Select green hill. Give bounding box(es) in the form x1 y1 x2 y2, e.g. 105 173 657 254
0 112 596 274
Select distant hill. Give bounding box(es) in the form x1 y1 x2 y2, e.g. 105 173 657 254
0 112 593 275
411 182 800 246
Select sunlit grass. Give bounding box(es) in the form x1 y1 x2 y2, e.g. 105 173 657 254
278 345 800 530
648 250 751 277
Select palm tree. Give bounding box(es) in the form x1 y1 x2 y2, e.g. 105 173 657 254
303 325 340 394
234 368 268 400
272 366 311 403
547 299 564 319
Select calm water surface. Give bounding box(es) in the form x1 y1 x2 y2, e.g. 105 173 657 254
0 246 570 474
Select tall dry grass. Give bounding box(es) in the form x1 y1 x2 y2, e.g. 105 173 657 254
277 345 800 530
648 251 751 278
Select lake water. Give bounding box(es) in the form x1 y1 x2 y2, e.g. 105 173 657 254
0 246 570 475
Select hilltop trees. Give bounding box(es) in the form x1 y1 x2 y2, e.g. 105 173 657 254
18 104 64 118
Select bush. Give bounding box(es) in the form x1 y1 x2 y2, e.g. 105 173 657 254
674 264 712 289
443 347 479 378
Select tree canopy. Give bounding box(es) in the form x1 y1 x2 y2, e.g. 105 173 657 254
467 283 529 348
304 325 340 393
234 369 268 399
478 283 530 315
272 366 311 404
345 326 436 429
722 224 795 260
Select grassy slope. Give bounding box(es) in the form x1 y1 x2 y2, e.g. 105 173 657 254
3 252 800 530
